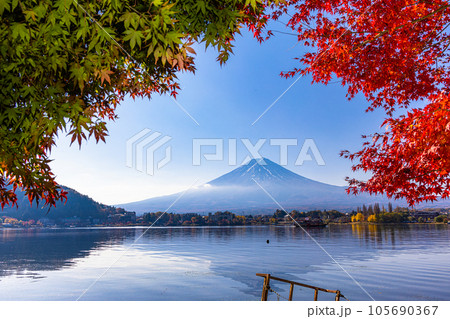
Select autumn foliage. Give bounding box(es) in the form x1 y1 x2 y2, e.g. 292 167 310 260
0 0 267 209
257 0 450 205
3 0 450 209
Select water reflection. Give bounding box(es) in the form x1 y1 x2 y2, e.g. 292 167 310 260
0 225 448 300
350 223 449 249
0 228 134 279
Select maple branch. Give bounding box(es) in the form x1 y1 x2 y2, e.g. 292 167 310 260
423 34 450 51
437 39 450 58
359 4 450 47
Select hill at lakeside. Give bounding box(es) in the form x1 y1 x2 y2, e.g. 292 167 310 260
1 186 129 223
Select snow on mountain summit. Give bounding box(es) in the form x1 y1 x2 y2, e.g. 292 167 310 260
208 157 316 186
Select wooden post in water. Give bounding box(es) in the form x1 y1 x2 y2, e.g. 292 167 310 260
261 274 271 301
288 283 294 301
256 273 343 302
335 291 341 301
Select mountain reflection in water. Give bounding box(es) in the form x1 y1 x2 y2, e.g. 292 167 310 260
0 225 449 301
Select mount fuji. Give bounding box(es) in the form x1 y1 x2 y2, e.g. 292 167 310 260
120 158 399 214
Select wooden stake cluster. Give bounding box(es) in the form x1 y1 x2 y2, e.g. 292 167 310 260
256 273 342 301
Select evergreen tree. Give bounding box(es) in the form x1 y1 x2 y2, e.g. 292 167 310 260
374 203 381 215
362 205 368 215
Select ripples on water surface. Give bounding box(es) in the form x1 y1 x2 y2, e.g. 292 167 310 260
0 224 448 301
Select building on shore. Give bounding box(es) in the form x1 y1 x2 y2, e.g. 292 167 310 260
410 211 440 221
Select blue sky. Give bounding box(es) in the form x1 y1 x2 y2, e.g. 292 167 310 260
49 27 390 205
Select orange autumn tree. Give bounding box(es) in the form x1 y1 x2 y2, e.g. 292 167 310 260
257 0 450 206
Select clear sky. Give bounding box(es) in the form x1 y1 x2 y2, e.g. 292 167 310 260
49 26 391 206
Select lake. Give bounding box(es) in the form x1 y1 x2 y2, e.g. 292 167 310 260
0 224 449 301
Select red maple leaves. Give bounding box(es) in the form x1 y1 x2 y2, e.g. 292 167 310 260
252 0 450 205
342 93 450 205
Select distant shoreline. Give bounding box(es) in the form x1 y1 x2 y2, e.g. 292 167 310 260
2 209 448 228
1 222 448 230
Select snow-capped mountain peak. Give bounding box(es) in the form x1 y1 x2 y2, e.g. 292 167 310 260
209 157 311 186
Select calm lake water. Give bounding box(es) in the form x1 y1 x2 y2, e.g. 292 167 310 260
0 224 449 301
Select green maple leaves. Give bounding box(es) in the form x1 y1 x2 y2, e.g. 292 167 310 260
0 0 268 209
